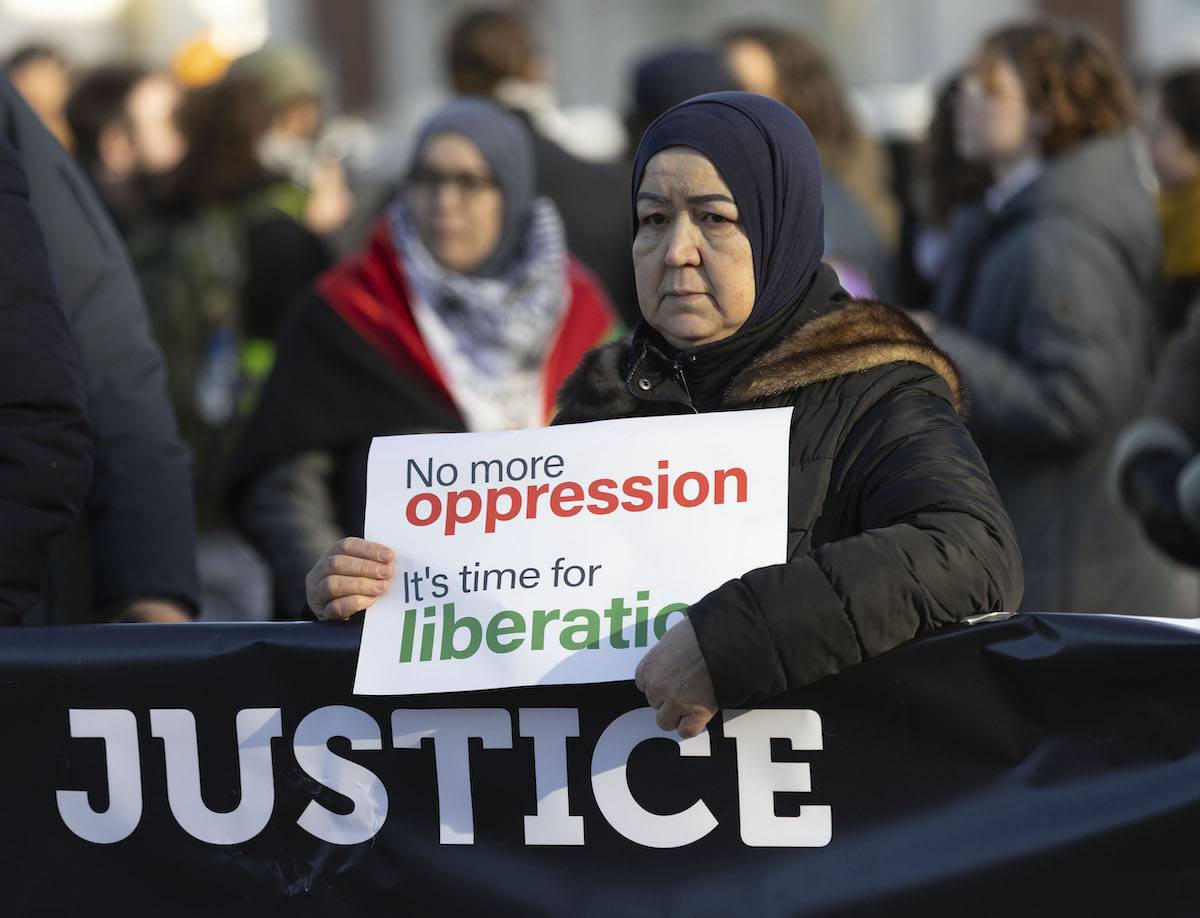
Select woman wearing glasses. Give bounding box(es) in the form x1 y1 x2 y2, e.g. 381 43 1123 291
228 98 617 617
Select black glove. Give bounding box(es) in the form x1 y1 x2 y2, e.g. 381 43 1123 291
1124 452 1200 567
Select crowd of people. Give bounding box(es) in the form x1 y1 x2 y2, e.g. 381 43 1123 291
4 8 1200 649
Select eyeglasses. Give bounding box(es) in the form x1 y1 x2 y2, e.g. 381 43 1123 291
407 168 498 197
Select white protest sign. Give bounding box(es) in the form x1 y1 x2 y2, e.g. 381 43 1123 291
353 408 793 695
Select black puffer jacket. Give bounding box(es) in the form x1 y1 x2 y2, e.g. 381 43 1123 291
0 134 92 622
555 268 1023 707
3 78 199 621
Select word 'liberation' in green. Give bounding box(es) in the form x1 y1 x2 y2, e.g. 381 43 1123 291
398 592 688 662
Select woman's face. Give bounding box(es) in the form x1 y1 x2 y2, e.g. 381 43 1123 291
955 57 1037 171
407 132 503 273
633 147 756 349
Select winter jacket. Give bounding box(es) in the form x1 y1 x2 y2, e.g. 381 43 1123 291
1111 298 1200 566
1 77 199 621
229 222 618 616
131 180 330 528
554 265 1023 707
929 131 1193 615
0 134 92 623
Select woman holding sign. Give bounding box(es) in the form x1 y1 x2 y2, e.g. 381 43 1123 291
308 92 1023 737
230 99 617 615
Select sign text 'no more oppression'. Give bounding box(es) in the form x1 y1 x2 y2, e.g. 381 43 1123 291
355 410 793 694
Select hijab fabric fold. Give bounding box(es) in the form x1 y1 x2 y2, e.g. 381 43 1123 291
630 91 826 330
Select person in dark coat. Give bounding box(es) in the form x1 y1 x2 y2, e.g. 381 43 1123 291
1112 302 1200 567
2 76 199 623
306 92 1023 738
921 22 1194 616
897 71 992 310
444 7 636 324
231 99 617 617
0 133 93 623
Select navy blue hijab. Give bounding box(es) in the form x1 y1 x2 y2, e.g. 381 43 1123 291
630 91 825 329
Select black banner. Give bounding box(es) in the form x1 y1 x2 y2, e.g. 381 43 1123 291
3 613 1200 916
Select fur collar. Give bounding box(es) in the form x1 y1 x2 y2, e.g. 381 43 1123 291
728 299 964 412
556 299 964 421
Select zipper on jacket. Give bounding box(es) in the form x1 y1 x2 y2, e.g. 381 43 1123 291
672 354 699 414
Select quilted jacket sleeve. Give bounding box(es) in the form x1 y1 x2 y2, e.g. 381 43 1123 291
0 133 92 622
687 377 1023 707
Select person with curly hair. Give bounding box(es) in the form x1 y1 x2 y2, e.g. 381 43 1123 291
921 21 1194 615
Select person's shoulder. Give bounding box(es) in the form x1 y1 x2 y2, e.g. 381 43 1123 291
731 298 965 416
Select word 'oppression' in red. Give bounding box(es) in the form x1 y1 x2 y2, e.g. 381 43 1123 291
405 461 748 535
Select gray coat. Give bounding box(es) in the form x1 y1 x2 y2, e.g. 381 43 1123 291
930 131 1193 615
1 79 199 620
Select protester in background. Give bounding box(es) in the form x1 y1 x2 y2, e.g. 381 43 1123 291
623 45 738 157
2 76 198 624
446 5 624 162
232 99 617 617
1112 304 1200 568
222 44 354 238
0 133 92 624
134 54 335 619
921 22 1193 615
306 93 1022 738
4 44 73 149
1147 66 1200 337
445 7 634 324
897 72 992 309
65 65 186 237
721 24 896 296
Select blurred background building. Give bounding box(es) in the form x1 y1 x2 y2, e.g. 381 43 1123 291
5 0 1200 177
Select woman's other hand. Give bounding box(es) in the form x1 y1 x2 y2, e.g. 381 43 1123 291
305 538 395 621
635 618 718 738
